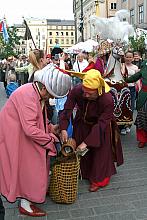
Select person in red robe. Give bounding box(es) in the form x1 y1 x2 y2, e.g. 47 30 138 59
82 54 105 75
59 69 123 192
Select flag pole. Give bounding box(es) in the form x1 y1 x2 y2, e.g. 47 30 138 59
22 16 29 53
23 17 37 50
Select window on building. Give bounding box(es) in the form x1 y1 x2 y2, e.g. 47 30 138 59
61 39 64 44
71 39 74 44
138 5 144 24
111 3 117 9
22 48 26 54
130 9 135 24
36 35 38 40
50 39 53 44
61 32 64 36
66 32 68 36
56 32 59 36
42 35 45 40
71 32 74 36
55 39 58 44
49 32 52 36
66 39 69 44
16 48 19 54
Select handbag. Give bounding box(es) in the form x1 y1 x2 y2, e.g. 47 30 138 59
49 138 80 204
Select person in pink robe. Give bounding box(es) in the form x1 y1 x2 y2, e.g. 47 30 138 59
0 64 71 217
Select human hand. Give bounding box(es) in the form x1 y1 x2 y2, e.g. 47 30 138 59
88 57 94 63
59 53 65 61
61 130 68 143
76 142 88 156
50 124 60 135
49 133 59 143
76 142 87 152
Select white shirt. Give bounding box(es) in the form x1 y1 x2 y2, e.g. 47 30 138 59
73 59 88 72
126 64 138 87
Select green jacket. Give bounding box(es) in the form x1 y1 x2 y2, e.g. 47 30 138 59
125 60 147 110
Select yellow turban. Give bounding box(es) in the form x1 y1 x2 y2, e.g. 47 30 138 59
64 68 110 96
83 69 110 96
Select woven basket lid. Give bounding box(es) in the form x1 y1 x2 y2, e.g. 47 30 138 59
61 138 76 157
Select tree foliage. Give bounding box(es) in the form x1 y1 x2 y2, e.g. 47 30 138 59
128 32 146 55
0 26 22 59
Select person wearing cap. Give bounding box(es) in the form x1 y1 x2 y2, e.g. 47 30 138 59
60 69 123 192
0 64 71 217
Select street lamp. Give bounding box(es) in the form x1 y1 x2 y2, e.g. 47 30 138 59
38 29 40 49
95 0 100 16
73 0 78 43
79 0 84 42
106 0 109 18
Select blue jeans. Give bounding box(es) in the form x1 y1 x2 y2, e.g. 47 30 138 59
129 86 136 112
51 106 58 125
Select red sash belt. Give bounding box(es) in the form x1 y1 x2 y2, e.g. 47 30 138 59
142 85 147 92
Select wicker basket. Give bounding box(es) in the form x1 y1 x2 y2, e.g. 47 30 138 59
49 139 80 204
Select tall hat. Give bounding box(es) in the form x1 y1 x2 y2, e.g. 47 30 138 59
34 63 71 98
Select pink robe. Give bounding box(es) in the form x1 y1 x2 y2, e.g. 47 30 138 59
0 83 56 203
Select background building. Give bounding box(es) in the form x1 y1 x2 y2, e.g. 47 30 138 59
15 18 75 54
14 23 27 55
117 0 147 29
73 0 117 42
47 19 75 53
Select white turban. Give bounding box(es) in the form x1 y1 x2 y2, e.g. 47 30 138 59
34 64 71 98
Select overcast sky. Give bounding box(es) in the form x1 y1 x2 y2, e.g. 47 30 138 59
0 0 74 25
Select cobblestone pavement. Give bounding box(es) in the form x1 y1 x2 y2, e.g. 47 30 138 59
1 82 147 220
